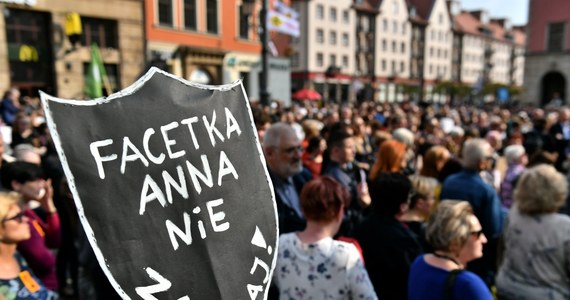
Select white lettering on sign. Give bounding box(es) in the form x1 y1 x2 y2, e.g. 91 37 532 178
138 151 238 215
90 139 118 180
88 107 242 180
165 199 230 251
143 128 166 165
202 110 225 147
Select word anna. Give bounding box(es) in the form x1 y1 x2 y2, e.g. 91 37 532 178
89 107 242 180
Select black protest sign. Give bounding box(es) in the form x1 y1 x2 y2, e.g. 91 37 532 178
40 68 278 300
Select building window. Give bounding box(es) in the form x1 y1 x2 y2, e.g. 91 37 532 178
392 41 397 52
317 53 323 66
383 19 388 32
381 59 386 71
382 39 387 51
392 1 398 14
342 55 348 68
238 2 250 38
400 61 405 72
429 64 433 74
343 10 349 23
342 33 349 46
81 17 119 48
402 22 407 34
391 61 396 73
330 31 337 45
547 22 566 52
361 17 369 32
184 0 197 30
438 13 443 25
317 29 324 43
206 0 218 33
291 53 299 67
316 4 324 19
330 54 336 66
330 7 337 22
158 0 173 26
393 21 398 33
429 47 433 57
401 42 405 53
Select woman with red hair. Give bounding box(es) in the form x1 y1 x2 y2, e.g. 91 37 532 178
369 140 408 180
273 176 377 300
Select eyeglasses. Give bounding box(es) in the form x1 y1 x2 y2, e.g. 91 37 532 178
470 229 484 238
2 211 26 224
279 146 304 155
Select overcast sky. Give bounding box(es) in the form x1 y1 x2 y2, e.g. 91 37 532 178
460 0 529 25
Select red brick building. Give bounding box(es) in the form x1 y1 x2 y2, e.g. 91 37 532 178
524 0 570 105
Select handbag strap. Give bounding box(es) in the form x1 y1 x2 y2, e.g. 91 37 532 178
444 269 464 300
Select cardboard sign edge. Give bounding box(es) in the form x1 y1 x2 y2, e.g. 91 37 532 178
39 67 279 300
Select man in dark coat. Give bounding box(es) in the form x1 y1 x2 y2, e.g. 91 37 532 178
263 122 310 234
354 172 422 300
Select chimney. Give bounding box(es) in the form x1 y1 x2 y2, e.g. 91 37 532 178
469 10 489 24
446 0 460 16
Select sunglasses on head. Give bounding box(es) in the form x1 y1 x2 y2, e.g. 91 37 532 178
2 211 25 224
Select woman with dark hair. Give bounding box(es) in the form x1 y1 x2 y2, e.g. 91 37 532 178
302 136 325 178
408 200 492 300
355 172 422 300
420 145 450 179
273 176 377 300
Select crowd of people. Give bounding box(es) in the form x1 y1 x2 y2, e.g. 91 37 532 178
0 85 569 300
255 98 570 300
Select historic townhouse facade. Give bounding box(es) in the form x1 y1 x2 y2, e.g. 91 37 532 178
146 0 292 104
290 0 526 103
375 0 411 102
0 0 144 99
290 0 356 102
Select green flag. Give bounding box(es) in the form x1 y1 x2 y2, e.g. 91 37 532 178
84 43 107 98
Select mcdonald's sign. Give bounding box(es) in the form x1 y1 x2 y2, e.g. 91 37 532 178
18 45 39 62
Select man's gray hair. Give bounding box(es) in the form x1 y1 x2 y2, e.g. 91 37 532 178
462 138 490 169
504 144 525 165
392 128 414 148
263 122 295 148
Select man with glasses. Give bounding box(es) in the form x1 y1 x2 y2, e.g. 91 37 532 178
263 122 311 234
441 138 503 287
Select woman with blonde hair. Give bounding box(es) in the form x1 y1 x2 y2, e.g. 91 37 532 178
496 164 570 300
408 200 492 300
0 192 57 299
369 139 407 181
401 175 438 251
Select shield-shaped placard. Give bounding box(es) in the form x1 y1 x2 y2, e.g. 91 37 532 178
40 68 278 299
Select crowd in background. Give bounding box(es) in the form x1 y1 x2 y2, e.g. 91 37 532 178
0 85 569 300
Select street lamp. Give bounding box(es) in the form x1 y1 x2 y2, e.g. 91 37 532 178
259 0 271 106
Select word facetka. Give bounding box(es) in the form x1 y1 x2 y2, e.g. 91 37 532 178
89 107 242 180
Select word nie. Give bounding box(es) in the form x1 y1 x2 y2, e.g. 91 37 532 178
165 198 229 251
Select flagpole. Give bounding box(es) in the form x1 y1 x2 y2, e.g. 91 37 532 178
260 0 271 107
